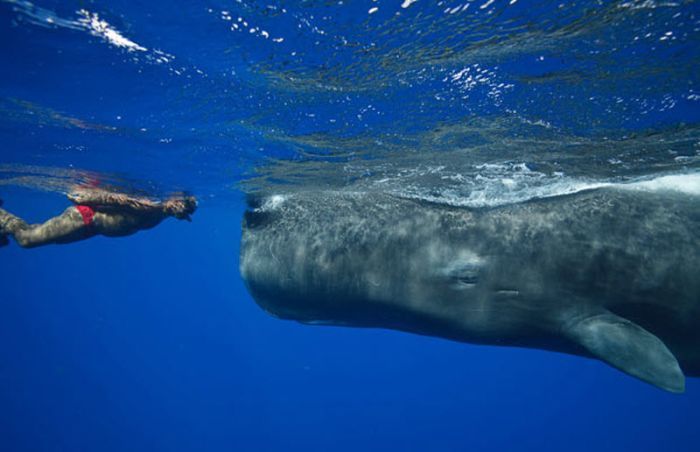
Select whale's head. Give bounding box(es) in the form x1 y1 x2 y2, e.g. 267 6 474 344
239 192 494 326
240 194 342 322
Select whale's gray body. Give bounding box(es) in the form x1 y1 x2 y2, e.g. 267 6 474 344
240 187 700 392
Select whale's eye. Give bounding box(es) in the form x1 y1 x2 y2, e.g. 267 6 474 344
451 270 479 290
442 260 481 280
439 259 482 290
435 251 485 291
456 274 479 285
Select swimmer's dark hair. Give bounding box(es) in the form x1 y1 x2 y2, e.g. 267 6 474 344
164 194 198 221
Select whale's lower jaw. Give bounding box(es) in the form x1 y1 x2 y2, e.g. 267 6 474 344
247 283 688 393
245 269 690 395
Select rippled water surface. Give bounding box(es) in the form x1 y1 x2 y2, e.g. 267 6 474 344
1 0 698 203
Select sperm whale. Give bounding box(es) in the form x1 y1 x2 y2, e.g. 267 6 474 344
240 176 700 392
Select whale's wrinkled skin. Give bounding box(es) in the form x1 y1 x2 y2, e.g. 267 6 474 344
240 186 700 392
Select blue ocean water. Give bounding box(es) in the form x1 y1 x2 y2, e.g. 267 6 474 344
1 0 699 451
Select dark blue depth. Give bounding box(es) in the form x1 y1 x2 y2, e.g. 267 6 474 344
1 0 699 451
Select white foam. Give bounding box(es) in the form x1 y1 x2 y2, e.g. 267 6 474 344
76 9 147 52
260 195 287 211
624 173 700 195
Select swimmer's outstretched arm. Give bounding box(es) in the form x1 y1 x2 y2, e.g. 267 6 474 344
67 188 162 211
67 189 197 220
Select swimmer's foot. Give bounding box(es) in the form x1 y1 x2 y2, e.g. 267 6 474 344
0 207 7 234
0 209 6 235
0 206 28 236
0 207 16 234
0 199 7 245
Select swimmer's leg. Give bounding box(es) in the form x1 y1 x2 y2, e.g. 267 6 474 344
6 207 90 248
0 200 9 246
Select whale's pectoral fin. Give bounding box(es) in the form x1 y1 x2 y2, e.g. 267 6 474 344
562 310 685 393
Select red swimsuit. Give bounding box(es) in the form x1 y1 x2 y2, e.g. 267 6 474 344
75 205 96 226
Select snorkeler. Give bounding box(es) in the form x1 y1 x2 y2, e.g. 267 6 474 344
0 189 197 249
